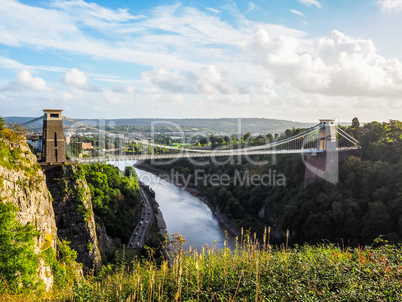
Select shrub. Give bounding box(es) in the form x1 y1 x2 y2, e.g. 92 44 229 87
0 201 41 293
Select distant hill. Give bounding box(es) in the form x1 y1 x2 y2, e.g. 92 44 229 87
3 116 42 125
3 116 315 135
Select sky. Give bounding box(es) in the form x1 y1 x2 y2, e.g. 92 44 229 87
1 0 402 122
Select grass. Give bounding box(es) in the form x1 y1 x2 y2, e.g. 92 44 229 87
1 230 401 301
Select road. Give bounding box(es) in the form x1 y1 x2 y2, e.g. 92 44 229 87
127 187 155 249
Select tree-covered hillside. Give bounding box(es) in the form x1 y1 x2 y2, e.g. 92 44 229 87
82 164 141 243
147 119 402 246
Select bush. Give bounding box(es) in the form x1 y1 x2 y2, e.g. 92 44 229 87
41 240 80 289
0 201 41 293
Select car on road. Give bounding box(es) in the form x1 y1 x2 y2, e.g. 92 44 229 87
136 242 139 247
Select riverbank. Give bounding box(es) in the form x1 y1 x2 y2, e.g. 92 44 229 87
134 162 241 238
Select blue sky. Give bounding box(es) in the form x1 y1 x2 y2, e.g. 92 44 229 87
1 0 402 122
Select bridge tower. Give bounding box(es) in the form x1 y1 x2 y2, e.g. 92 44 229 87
317 119 337 152
42 109 66 163
305 119 338 185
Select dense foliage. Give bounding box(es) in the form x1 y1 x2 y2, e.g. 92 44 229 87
0 121 41 180
3 234 402 301
0 202 40 293
149 119 402 246
82 163 141 242
42 240 80 290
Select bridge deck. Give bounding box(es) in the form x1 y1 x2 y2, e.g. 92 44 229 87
74 147 359 163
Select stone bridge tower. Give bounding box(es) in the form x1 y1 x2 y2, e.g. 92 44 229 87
304 119 338 185
42 109 66 163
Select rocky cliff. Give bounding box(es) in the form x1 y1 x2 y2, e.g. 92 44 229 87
45 164 103 274
0 131 57 290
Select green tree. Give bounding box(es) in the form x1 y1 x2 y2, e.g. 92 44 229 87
0 202 41 292
351 117 360 129
0 117 4 131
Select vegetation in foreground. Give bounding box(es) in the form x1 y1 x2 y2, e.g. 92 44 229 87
1 231 401 301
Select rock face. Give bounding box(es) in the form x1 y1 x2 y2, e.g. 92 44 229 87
95 215 117 262
45 164 102 274
0 135 57 289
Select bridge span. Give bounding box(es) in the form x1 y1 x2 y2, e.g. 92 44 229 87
22 111 360 171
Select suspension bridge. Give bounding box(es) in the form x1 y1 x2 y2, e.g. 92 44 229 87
23 110 360 167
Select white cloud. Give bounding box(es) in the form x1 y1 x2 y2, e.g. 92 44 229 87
0 0 306 73
16 70 50 91
0 56 32 71
112 85 136 94
1 0 401 121
253 29 402 97
246 2 256 14
289 9 306 18
61 68 100 91
51 0 141 22
142 66 242 95
1 70 51 92
298 0 321 8
0 93 10 100
376 0 402 13
62 92 73 100
206 7 222 14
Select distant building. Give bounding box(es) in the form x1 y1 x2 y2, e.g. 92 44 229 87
81 142 92 150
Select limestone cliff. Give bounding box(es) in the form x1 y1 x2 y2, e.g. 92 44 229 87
95 215 118 262
0 132 57 290
45 164 102 274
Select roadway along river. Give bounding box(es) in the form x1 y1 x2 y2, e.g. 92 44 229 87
112 160 235 250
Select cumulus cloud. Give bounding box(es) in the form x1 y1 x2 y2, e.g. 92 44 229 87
298 0 321 8
61 68 100 91
112 85 136 94
1 70 50 92
253 29 402 97
0 0 307 73
142 66 241 95
376 0 402 13
17 70 51 91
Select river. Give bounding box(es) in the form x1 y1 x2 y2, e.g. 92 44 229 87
111 160 235 250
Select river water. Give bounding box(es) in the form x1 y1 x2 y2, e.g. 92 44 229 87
111 160 235 250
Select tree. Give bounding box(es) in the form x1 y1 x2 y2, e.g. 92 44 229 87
351 117 360 129
6 123 28 137
0 117 4 131
124 166 135 177
0 202 40 292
